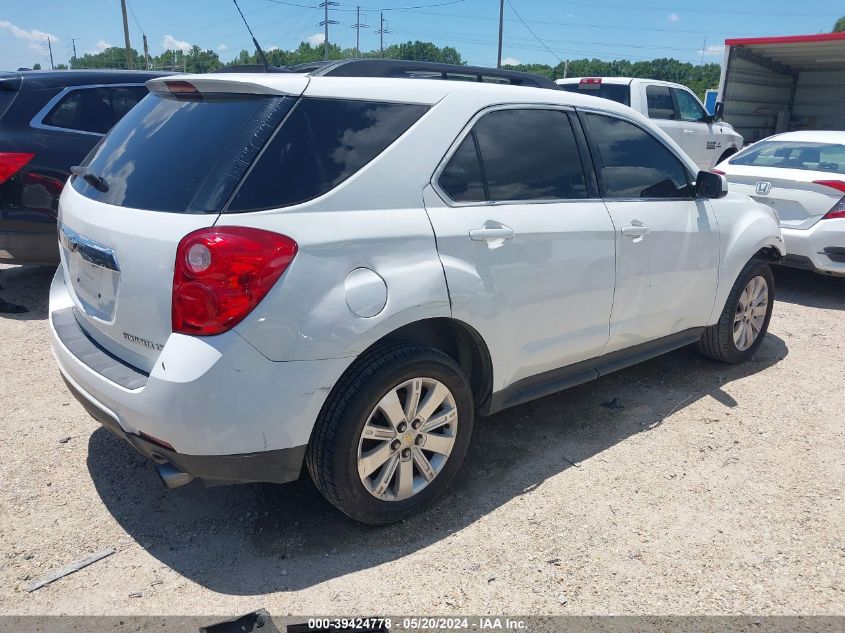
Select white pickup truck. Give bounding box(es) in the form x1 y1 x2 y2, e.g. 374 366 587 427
557 77 743 170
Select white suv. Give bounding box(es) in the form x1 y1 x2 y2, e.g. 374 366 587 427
50 72 784 524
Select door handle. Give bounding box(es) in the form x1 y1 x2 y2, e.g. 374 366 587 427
469 223 515 241
683 129 695 134
621 222 650 238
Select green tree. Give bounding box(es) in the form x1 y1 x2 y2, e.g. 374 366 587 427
71 46 144 69
834 16 845 32
32 63 41 70
184 45 222 73
380 40 463 64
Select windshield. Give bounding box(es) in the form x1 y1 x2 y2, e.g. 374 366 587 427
559 82 631 107
72 92 293 212
730 140 845 175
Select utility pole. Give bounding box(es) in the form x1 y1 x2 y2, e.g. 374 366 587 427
352 6 369 58
376 12 391 58
70 37 78 66
496 0 504 68
142 34 150 70
319 0 339 62
120 0 133 69
47 37 54 69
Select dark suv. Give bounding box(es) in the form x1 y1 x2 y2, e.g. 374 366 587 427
0 69 168 265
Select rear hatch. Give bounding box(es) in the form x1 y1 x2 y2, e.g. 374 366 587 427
58 75 308 372
720 165 844 230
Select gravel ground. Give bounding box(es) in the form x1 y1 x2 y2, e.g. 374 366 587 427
0 263 842 616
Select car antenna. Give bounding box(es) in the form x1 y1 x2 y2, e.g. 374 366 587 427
232 0 272 70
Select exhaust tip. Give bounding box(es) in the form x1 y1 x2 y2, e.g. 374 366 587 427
156 463 194 489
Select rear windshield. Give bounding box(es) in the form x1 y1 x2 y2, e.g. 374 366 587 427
559 82 630 107
730 140 845 174
73 93 428 213
72 92 293 213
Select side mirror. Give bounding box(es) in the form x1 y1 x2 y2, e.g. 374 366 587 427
713 101 724 121
695 171 728 198
696 170 728 199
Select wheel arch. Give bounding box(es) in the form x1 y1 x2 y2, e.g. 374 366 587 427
337 317 495 417
371 317 495 415
717 146 739 165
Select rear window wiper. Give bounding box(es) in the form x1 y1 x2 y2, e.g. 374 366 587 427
70 166 109 193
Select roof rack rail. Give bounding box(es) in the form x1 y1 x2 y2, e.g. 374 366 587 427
300 59 558 88
214 58 557 88
213 64 292 74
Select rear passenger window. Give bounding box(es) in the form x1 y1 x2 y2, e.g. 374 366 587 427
42 85 148 134
439 135 486 202
646 85 675 120
438 108 588 203
228 98 428 212
585 113 692 199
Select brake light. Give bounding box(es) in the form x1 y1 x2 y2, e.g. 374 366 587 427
0 152 34 184
172 227 297 336
814 181 845 220
579 77 602 90
712 169 726 175
165 80 201 99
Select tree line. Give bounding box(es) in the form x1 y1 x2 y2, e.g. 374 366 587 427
28 14 845 94
47 39 723 98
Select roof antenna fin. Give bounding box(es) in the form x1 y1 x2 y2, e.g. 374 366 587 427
232 0 271 69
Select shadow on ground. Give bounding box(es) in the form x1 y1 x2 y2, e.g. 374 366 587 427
774 266 845 311
0 265 54 320
87 330 788 595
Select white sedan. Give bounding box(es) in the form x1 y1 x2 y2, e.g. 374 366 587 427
716 131 845 276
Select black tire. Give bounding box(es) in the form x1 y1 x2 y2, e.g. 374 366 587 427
698 259 775 363
306 343 474 525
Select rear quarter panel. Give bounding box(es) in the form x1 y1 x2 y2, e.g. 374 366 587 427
220 94 488 362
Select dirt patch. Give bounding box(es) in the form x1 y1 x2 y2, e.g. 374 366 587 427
1 264 842 615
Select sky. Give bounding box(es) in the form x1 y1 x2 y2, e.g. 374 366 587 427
0 0 841 70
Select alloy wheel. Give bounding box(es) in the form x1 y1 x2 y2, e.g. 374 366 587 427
733 275 769 351
357 377 458 501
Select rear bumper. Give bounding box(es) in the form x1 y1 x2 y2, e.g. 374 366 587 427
781 219 845 276
61 374 307 484
49 266 352 484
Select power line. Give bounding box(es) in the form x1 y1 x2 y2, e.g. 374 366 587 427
264 0 468 12
126 0 145 34
379 8 774 37
527 0 839 18
505 0 563 64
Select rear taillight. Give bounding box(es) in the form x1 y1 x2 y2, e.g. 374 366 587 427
711 169 726 175
814 180 845 220
0 152 34 184
172 227 297 336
